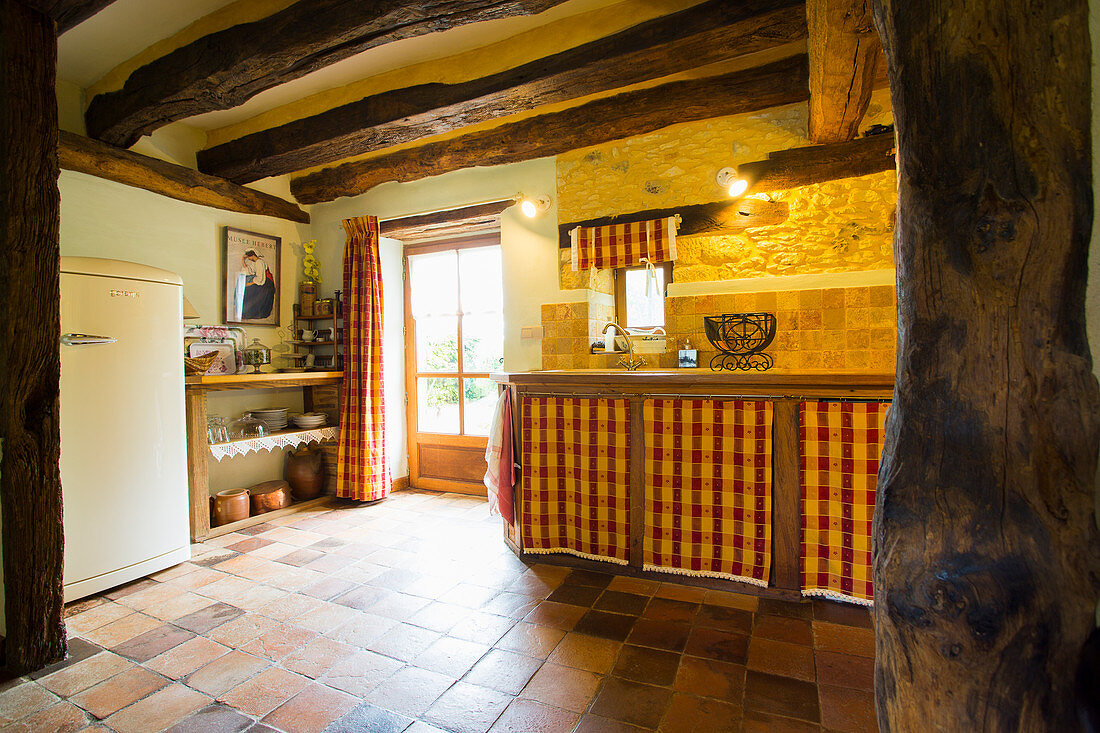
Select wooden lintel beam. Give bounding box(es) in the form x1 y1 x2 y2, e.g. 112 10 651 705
84 0 572 147
557 198 790 248
291 55 812 205
21 0 117 33
736 132 895 191
380 200 513 242
58 131 309 224
806 0 881 143
197 0 807 183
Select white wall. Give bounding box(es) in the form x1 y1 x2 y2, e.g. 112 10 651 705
309 157 562 482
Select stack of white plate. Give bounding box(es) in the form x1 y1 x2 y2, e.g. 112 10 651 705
293 412 327 429
251 407 289 432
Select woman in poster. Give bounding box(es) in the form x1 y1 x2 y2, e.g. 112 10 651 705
237 249 276 319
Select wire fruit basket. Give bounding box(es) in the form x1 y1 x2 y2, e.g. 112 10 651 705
703 312 777 371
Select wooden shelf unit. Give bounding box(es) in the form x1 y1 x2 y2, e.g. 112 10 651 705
291 303 342 370
185 370 342 541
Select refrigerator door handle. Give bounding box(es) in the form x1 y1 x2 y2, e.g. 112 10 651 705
60 333 117 346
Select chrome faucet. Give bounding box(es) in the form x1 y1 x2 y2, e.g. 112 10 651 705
603 322 646 371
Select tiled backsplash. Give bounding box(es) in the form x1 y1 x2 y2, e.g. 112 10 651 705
541 284 896 372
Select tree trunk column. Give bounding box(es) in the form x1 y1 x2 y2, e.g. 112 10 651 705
0 0 66 673
870 0 1098 729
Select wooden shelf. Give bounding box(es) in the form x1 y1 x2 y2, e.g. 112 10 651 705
186 370 341 391
209 426 337 460
288 340 336 346
296 313 338 320
205 497 333 538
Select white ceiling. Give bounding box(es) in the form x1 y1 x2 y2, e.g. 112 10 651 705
56 0 655 131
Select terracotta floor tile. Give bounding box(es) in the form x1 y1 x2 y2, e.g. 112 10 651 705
741 709 822 732
815 650 875 691
401 573 458 599
267 566 328 592
439 582 502 609
594 591 649 615
673 656 746 704
173 602 245 635
612 644 680 687
144 592 217 623
607 576 660 596
255 593 326 622
758 598 814 621
281 637 356 679
320 650 404 697
489 698 581 733
574 713 650 732
413 636 490 678
261 682 358 733
302 576 358 601
0 682 58 724
754 614 814 646
112 624 194 662
407 601 467 634
703 589 759 612
495 622 565 659
368 622 442 662
481 591 541 619
226 537 273 553
548 632 620 674
424 681 512 733
520 662 602 713
743 670 821 723
574 610 636 642
449 611 517 645
144 637 229 680
627 618 692 653
64 596 107 618
363 665 455 718
547 584 602 607
684 626 750 664
590 677 674 729
184 650 270 697
369 590 432 620
103 682 209 733
813 600 873 628
65 603 134 636
659 691 740 732
79 613 162 648
696 604 754 634
37 652 133 697
747 636 816 683
523 600 586 631
333 584 387 611
2 701 88 733
464 648 542 695
292 601 361 634
164 702 252 733
818 683 878 733
326 612 401 649
642 597 699 624
241 622 319 661
27 637 103 682
103 578 159 601
654 583 706 603
813 622 876 658
504 573 559 599
304 552 356 574
217 666 309 717
221 582 288 611
562 569 615 588
164 567 228 591
326 701 412 733
205 612 280 647
69 666 168 718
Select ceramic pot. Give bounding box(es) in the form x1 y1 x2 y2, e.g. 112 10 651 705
286 445 324 500
248 480 292 514
213 488 249 526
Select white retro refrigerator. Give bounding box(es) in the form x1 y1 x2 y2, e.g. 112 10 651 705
60 257 190 601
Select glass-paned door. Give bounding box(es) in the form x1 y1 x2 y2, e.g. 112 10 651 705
405 237 504 494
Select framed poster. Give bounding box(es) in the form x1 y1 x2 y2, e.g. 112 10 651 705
224 227 281 326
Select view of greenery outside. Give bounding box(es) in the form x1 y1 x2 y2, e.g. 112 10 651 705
424 335 494 406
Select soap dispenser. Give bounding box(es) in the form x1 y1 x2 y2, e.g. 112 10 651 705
678 338 698 368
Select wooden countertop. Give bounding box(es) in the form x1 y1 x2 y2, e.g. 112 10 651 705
186 370 342 392
491 369 894 399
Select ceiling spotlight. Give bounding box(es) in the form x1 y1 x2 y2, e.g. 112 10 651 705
716 167 749 198
517 193 552 218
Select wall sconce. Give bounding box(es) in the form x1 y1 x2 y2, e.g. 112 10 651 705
516 193 552 218
716 167 749 198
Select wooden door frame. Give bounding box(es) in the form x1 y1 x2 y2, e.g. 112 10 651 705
403 234 502 494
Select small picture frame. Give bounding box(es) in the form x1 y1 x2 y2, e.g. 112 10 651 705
224 227 280 326
678 348 698 368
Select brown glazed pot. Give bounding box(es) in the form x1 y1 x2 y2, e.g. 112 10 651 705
213 488 250 526
248 480 292 514
286 445 325 500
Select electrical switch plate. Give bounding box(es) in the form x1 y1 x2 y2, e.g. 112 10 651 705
521 326 544 339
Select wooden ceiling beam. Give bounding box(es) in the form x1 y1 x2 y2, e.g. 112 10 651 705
197 0 807 184
21 0 117 33
290 55 812 205
806 0 882 143
84 0 573 147
381 200 514 242
736 132 895 190
59 130 310 223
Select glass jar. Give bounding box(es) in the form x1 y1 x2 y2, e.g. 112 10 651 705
243 338 271 373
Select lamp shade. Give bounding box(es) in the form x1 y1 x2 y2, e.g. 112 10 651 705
182 295 200 320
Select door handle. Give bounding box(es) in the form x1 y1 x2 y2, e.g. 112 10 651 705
60 333 117 346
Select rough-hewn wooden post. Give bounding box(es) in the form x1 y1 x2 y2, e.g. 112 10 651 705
0 0 66 673
870 0 1099 728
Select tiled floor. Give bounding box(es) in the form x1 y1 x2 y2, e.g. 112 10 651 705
0 490 878 732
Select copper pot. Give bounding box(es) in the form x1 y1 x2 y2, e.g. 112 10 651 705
286 445 325 500
213 488 250 526
248 480 292 514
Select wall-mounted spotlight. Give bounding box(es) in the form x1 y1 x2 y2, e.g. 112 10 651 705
516 193 552 218
716 167 749 198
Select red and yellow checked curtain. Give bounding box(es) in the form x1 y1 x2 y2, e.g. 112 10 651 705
520 396 630 564
337 216 389 501
644 399 773 585
799 400 889 605
570 216 677 271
